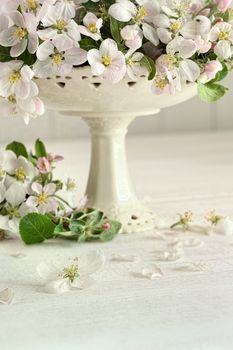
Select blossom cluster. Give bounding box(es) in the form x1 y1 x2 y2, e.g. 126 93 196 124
0 0 233 122
0 139 121 243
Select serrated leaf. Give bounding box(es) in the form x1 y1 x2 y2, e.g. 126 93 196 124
69 219 86 234
198 82 228 102
6 141 28 158
19 213 55 244
100 220 122 241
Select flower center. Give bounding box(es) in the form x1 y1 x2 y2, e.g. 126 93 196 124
37 192 49 205
27 0 39 10
206 210 223 225
9 71 21 84
52 53 63 65
7 206 20 219
8 94 16 104
66 178 77 191
155 76 168 91
14 27 28 40
165 53 177 67
126 58 135 66
170 21 181 33
15 167 27 181
54 19 67 31
88 23 97 33
219 31 229 40
0 166 5 180
135 6 148 22
102 55 112 67
61 264 79 282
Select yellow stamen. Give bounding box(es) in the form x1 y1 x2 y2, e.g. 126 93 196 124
102 55 112 67
7 206 20 219
165 53 177 67
135 6 148 22
27 0 39 10
219 31 229 40
155 77 168 91
66 179 77 191
9 71 21 84
15 27 28 40
170 21 181 33
8 94 16 104
54 19 67 31
15 167 27 182
37 192 49 205
61 264 79 282
88 23 97 33
52 53 63 65
0 166 5 180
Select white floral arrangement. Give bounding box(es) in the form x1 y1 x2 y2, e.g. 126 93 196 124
0 0 232 123
0 139 121 244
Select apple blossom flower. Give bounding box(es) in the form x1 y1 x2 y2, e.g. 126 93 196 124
153 14 183 44
0 182 31 234
79 12 103 41
0 61 38 100
26 182 58 213
87 39 126 83
4 153 36 186
0 94 45 124
0 11 39 57
37 6 81 48
0 151 15 183
37 250 105 294
209 22 233 59
181 15 212 39
121 24 143 51
33 40 87 77
125 51 148 80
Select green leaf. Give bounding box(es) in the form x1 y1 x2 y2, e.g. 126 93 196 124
35 138 47 158
110 17 123 44
198 82 228 102
6 141 28 158
19 213 55 244
140 56 156 80
69 219 86 235
0 46 12 62
79 37 99 51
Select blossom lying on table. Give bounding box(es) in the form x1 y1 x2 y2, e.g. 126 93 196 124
0 0 233 122
0 139 121 244
37 250 105 294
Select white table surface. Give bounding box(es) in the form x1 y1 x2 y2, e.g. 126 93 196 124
1 131 233 350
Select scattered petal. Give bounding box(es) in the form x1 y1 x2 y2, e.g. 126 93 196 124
111 253 140 263
141 264 164 279
0 288 14 305
9 251 27 259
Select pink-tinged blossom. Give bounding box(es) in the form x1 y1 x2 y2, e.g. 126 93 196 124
87 39 126 83
0 11 39 57
33 40 87 78
79 13 103 41
209 22 233 59
213 0 232 12
199 60 223 83
27 182 58 214
121 25 143 51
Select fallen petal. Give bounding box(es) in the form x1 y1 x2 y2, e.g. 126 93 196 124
0 288 14 305
9 251 27 259
141 264 164 279
111 254 140 262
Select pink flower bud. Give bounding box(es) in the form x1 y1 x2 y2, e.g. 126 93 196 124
102 223 111 230
213 0 232 12
200 60 223 83
37 157 51 174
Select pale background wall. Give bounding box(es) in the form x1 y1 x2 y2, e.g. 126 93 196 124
0 76 232 143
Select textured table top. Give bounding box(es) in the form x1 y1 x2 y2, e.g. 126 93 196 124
1 131 233 350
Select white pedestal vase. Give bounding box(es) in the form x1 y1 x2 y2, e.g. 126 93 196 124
37 67 197 233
